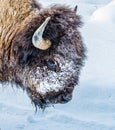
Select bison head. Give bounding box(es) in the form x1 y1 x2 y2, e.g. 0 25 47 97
3 5 86 109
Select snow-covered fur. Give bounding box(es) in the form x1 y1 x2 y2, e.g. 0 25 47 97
0 0 86 109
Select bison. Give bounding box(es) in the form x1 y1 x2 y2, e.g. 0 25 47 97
0 0 86 109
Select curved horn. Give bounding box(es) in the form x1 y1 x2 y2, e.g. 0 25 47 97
32 17 51 50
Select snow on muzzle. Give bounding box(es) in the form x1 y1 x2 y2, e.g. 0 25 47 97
26 60 79 109
26 81 75 109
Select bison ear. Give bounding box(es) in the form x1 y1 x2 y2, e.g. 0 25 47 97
74 5 78 13
32 17 52 50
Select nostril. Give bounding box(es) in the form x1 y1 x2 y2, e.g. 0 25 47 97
62 94 72 102
56 93 72 104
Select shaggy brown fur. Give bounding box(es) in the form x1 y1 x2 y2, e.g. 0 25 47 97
0 0 40 79
0 0 86 109
0 0 40 46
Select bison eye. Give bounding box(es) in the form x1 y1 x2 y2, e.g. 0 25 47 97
44 58 57 71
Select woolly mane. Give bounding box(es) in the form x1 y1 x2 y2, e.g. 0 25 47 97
0 0 40 47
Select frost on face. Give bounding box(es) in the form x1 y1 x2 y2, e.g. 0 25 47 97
25 55 79 95
37 60 77 94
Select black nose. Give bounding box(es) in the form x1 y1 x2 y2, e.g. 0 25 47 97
62 94 72 103
56 86 74 104
56 93 72 104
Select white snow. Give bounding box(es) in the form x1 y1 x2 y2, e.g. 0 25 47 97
37 60 77 94
0 0 115 130
90 0 115 23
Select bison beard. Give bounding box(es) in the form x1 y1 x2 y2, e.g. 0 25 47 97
0 0 86 109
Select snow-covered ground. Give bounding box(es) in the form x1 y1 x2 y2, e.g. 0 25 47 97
0 0 115 130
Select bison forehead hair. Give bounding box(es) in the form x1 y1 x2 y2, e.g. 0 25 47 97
0 0 86 109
